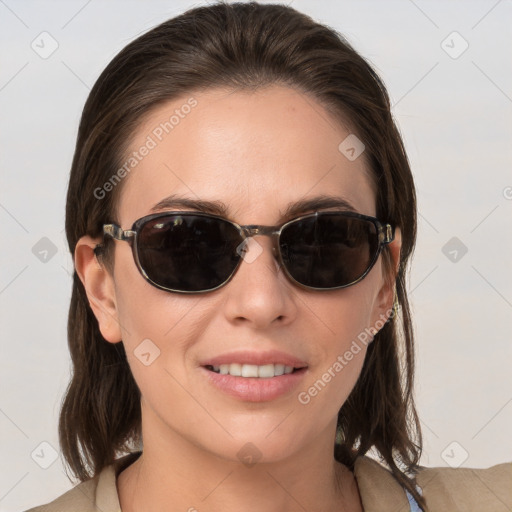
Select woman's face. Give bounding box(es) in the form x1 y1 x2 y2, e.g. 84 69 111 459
82 85 399 464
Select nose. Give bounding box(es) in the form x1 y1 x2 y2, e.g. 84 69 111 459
222 234 294 326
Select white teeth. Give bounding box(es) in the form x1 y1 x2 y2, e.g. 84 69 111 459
209 363 298 378
228 363 242 376
240 364 258 377
274 364 285 376
258 364 274 378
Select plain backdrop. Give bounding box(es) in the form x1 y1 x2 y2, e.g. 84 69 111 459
1 1 511 511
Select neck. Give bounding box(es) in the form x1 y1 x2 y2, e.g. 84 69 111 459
117 404 362 512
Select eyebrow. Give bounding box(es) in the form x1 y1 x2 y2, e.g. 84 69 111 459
149 194 358 221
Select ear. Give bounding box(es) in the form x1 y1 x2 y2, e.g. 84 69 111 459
370 226 402 332
74 235 122 344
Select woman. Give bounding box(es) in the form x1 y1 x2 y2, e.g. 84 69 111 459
25 2 510 511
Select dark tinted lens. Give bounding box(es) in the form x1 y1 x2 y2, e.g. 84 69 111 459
280 213 379 288
136 214 242 291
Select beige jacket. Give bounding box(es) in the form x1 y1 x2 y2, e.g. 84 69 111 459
25 451 511 512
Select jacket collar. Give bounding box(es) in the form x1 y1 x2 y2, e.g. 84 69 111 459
96 451 409 512
354 456 411 511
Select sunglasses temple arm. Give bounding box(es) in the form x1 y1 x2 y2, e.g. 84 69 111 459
103 224 136 242
379 223 395 245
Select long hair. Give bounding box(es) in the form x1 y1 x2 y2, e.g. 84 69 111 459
61 2 424 509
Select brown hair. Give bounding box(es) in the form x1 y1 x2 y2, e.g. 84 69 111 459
61 1 424 509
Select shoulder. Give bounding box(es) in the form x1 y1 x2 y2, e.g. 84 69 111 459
415 461 512 511
354 455 512 512
23 452 141 512
23 475 104 512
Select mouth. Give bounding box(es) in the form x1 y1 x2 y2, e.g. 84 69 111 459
200 362 308 402
203 363 306 378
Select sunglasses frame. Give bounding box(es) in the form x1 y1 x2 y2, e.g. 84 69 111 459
98 210 395 294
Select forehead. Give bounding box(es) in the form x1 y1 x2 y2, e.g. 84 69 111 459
116 85 376 226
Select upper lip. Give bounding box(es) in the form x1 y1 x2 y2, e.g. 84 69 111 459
200 350 308 368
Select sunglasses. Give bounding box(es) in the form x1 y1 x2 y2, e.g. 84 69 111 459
96 210 395 294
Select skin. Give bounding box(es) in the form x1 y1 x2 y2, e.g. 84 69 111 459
75 85 401 512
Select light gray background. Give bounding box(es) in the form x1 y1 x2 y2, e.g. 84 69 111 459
1 1 511 511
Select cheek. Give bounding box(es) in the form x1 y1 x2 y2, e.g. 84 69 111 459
308 279 376 359
297 279 379 412
113 280 210 431
112 250 199 376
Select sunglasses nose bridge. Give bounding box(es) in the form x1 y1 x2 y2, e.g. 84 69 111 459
241 225 277 236
240 225 281 259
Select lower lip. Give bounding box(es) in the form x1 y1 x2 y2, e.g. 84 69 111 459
200 367 308 402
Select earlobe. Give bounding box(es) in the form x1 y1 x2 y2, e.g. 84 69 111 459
74 236 122 344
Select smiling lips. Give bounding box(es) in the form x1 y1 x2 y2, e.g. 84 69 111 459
201 349 308 378
200 350 308 401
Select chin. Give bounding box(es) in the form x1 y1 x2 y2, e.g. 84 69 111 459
218 428 310 465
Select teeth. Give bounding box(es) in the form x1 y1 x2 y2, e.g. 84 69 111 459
274 364 285 376
210 363 297 378
257 364 274 378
